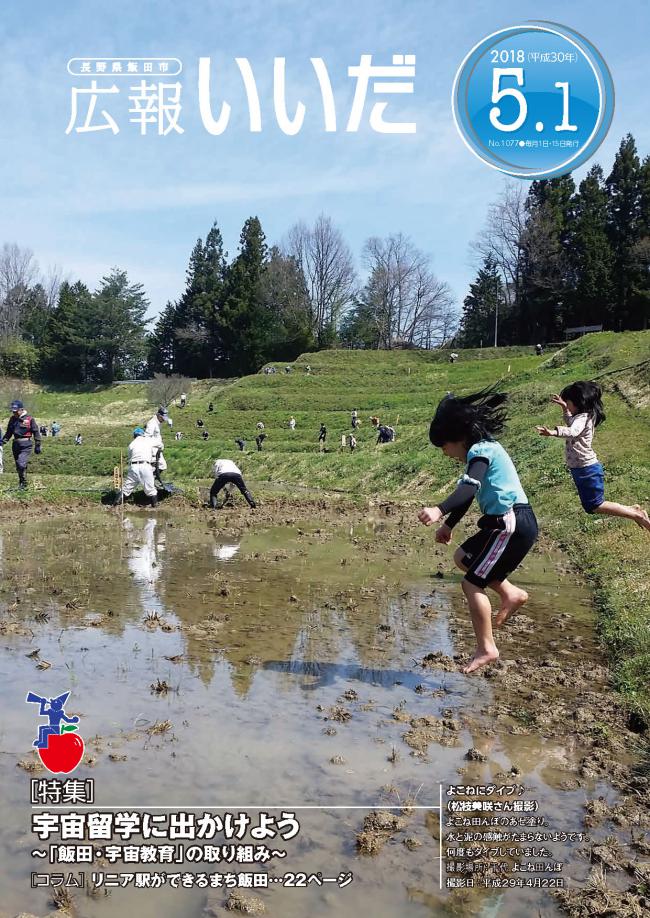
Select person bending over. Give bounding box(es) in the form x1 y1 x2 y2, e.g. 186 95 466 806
210 459 256 510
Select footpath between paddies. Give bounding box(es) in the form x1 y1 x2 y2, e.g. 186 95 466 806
1 332 649 726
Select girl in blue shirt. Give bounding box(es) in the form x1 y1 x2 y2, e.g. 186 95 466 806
419 388 538 674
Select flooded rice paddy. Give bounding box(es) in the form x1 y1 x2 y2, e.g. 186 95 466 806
0 504 647 918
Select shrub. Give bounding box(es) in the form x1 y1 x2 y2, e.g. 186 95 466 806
0 339 39 378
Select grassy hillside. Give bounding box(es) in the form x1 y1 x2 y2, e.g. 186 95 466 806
2 332 650 722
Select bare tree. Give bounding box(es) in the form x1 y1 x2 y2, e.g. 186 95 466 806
0 243 39 340
147 373 193 408
43 264 64 310
470 181 526 307
285 214 356 344
359 234 456 349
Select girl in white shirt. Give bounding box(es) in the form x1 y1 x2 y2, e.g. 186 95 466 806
537 380 650 530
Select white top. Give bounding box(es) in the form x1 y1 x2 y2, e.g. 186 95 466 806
555 411 598 468
129 437 155 464
144 415 166 449
212 459 241 477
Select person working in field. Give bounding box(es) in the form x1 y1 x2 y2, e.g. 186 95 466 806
145 406 172 486
209 458 256 510
114 428 158 508
537 381 650 531
419 388 538 674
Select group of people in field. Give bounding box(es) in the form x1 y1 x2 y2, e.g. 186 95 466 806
226 410 397 455
4 373 648 679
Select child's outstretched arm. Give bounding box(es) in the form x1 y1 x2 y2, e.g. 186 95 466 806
418 458 488 541
537 414 589 439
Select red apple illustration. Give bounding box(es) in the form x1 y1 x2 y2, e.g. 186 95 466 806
38 731 85 774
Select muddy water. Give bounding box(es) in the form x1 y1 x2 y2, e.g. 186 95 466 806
0 509 637 917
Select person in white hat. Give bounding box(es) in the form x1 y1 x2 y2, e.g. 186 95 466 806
145 406 172 485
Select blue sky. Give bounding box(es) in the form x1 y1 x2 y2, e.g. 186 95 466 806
1 0 649 323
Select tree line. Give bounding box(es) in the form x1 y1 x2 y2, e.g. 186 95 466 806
0 216 455 382
458 133 650 347
0 244 149 382
148 215 456 377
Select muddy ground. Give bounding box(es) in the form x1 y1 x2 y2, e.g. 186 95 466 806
0 496 648 917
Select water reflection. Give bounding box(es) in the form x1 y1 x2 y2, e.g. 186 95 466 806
212 539 240 562
0 512 619 918
263 659 446 692
124 517 166 615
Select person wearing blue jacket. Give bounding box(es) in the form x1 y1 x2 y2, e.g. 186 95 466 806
2 401 41 489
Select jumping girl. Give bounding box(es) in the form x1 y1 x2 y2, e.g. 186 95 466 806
419 388 538 674
537 380 650 531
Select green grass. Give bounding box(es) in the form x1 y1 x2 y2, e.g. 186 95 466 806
3 332 650 723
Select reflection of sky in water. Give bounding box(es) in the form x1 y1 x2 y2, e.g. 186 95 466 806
212 542 240 562
0 514 616 918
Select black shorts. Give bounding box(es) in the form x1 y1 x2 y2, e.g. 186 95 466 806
461 504 538 588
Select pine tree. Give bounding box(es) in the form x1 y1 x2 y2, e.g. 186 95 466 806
21 283 50 348
93 269 149 382
630 155 650 329
566 165 614 329
196 222 227 372
170 224 229 376
219 217 270 375
148 301 178 374
606 133 641 329
172 237 208 376
42 281 96 382
458 256 506 347
518 175 574 342
339 298 381 349
258 247 314 359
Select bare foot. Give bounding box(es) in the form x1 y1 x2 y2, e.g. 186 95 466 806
632 505 650 531
462 649 499 674
494 589 529 628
